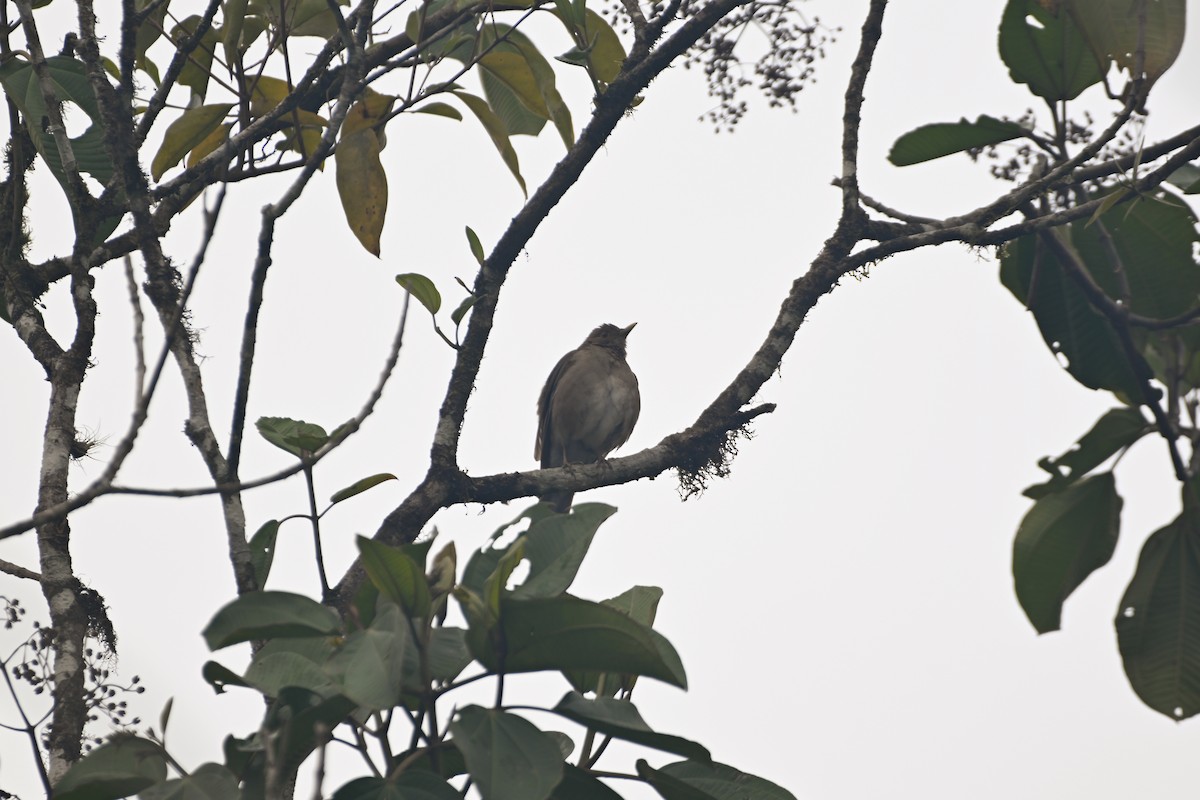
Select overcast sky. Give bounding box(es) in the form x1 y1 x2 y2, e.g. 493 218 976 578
3 1 1200 798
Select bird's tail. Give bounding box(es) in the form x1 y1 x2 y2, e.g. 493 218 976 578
540 490 573 514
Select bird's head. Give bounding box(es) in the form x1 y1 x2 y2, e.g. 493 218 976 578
584 322 636 355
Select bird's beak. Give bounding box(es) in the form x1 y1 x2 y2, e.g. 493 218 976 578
622 322 637 337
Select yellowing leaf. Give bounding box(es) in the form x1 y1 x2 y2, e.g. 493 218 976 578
453 90 526 196
344 88 396 137
187 122 233 168
335 129 388 256
249 75 291 117
152 103 234 180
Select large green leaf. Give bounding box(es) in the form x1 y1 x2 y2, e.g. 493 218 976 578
566 585 664 695
549 765 625 800
243 636 338 696
888 115 1026 167
0 55 114 189
265 687 358 769
324 603 409 710
171 15 220 102
550 692 710 761
332 772 461 800
639 760 797 800
484 595 687 688
999 230 1142 396
450 706 564 800
1013 472 1122 634
1023 408 1148 499
153 103 234 180
139 763 240 800
551 9 626 85
1066 0 1185 88
53 735 168 800
514 503 617 598
998 0 1104 102
255 416 329 456
202 590 341 649
1117 502 1200 720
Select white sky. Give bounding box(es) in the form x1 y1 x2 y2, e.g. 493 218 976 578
3 1 1200 798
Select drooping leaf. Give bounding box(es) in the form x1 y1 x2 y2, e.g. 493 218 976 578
453 90 526 195
1013 472 1123 634
415 101 464 120
999 230 1142 396
171 15 220 102
202 591 341 649
187 122 233 168
549 765 625 800
888 115 1027 167
465 226 485 265
998 0 1105 102
1117 500 1200 720
249 519 280 588
550 692 710 761
450 706 564 800
265 687 358 770
251 0 350 38
53 735 168 800
336 128 388 256
550 9 626 84
1023 408 1148 499
202 660 250 693
566 585 664 695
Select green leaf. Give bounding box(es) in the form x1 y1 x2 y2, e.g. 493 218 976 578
0 55 115 190
139 763 240 800
566 585 664 695
171 15 220 102
550 9 626 84
550 692 710 761
249 519 280 588
414 101 463 120
640 760 797 800
243 636 337 696
255 416 329 457
451 295 477 327
465 225 485 265
331 473 398 504
1023 408 1148 499
223 0 251 65
1013 473 1122 634
453 90 527 195
1066 0 1185 88
265 687 358 770
357 535 432 620
482 595 687 688
998 0 1104 102
332 772 461 800
1117 501 1200 720
514 503 617 598
251 0 349 38
999 230 1143 396
450 706 564 800
202 660 250 693
427 626 473 682
336 128 388 256
1166 163 1200 195
549 765 625 800
396 272 442 315
888 115 1026 167
152 105 233 180
324 603 409 710
202 591 341 649
53 735 168 800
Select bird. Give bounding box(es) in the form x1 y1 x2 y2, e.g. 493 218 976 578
535 323 641 513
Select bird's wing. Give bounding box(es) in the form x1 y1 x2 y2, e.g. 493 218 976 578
536 350 577 465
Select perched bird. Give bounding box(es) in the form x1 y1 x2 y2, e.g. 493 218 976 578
536 323 641 513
